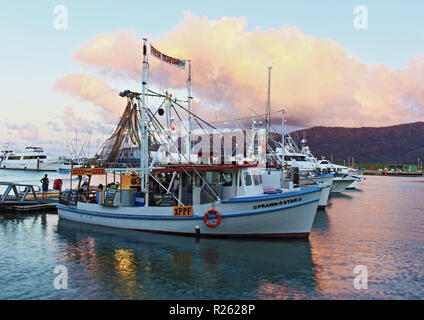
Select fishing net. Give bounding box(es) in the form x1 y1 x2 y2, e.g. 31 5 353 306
97 99 141 163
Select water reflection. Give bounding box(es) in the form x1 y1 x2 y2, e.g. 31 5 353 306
61 237 98 270
256 280 302 300
2 174 423 299
345 188 363 193
329 193 353 200
0 213 47 231
114 249 137 277
172 251 192 269
112 249 140 298
308 176 424 299
311 209 331 232
56 219 318 299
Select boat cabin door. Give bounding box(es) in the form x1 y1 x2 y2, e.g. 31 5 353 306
181 173 193 205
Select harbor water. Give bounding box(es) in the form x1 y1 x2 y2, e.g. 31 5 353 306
0 170 423 299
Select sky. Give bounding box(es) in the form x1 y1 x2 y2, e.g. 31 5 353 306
0 0 423 155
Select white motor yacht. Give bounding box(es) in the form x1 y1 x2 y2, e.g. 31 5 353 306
1 146 64 171
0 144 14 164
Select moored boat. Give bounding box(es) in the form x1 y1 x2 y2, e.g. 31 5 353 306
263 110 333 209
0 144 14 164
316 160 360 192
57 39 322 239
58 164 321 238
57 158 84 174
1 146 64 171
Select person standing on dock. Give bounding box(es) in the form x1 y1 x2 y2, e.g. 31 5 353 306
40 174 49 199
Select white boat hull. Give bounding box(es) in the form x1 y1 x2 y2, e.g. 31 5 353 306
57 188 321 239
299 174 333 209
309 174 333 208
346 179 359 189
346 175 364 189
300 180 331 209
1 160 63 171
317 184 331 208
263 170 333 209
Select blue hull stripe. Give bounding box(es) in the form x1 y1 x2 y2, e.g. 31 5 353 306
56 198 319 220
221 187 321 203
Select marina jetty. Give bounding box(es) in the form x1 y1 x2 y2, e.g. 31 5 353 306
362 170 423 176
360 164 423 176
0 181 59 213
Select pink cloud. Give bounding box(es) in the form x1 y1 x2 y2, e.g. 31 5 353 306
53 73 124 122
68 13 424 127
73 29 141 78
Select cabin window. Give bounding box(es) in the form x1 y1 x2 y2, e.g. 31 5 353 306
205 172 220 185
212 172 220 185
244 172 252 186
285 155 306 161
195 173 204 187
38 156 47 159
8 156 21 160
253 174 262 186
222 173 232 187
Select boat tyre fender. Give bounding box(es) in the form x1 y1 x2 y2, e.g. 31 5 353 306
203 209 221 228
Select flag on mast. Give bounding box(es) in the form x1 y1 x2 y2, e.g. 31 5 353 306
150 44 186 70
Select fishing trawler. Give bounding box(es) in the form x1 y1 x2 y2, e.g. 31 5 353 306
57 39 322 239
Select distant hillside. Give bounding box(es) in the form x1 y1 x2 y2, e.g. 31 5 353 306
289 122 424 165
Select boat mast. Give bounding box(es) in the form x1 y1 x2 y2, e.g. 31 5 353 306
266 66 272 165
165 91 172 160
187 60 192 162
140 38 150 205
281 109 285 166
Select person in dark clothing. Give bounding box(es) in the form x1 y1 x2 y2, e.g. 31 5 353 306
40 174 49 199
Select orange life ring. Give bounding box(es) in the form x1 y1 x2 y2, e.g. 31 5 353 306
203 209 221 228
